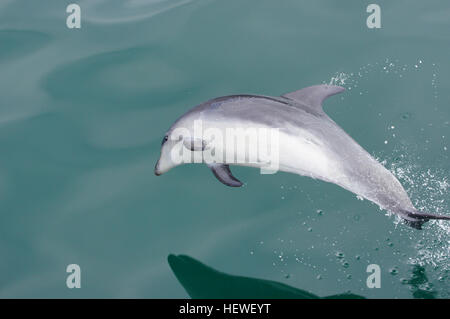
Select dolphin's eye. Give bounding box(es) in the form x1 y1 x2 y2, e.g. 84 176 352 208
161 135 169 145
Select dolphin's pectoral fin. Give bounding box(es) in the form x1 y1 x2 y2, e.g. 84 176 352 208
282 84 345 112
183 138 209 151
208 164 243 187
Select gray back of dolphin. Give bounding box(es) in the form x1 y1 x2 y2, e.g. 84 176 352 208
156 85 450 229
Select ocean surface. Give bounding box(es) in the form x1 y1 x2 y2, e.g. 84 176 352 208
0 0 449 298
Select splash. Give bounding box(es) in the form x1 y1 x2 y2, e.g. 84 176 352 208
325 57 439 101
386 145 450 297
325 60 449 296
272 59 449 296
328 72 349 86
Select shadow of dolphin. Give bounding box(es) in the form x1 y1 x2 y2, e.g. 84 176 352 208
168 254 365 299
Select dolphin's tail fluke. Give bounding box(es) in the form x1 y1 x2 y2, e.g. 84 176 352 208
399 209 450 230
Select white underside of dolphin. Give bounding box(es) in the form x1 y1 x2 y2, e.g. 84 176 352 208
155 84 450 229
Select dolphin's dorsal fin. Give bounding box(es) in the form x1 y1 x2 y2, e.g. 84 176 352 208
208 163 243 187
281 85 345 111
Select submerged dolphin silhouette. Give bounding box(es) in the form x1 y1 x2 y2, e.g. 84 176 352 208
155 85 450 229
168 254 365 299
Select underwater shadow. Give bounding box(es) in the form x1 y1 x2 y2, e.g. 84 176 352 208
403 265 437 299
168 254 365 299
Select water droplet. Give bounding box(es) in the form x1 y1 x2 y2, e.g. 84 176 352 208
355 255 361 260
316 209 323 215
307 227 313 232
346 274 352 279
316 274 322 280
389 268 399 275
401 113 411 120
284 274 290 279
335 251 345 259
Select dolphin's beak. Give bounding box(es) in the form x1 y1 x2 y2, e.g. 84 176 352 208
155 147 178 175
154 160 162 176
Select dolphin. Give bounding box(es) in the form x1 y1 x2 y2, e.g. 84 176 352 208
155 84 450 229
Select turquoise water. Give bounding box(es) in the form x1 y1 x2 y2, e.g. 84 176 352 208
0 0 449 298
